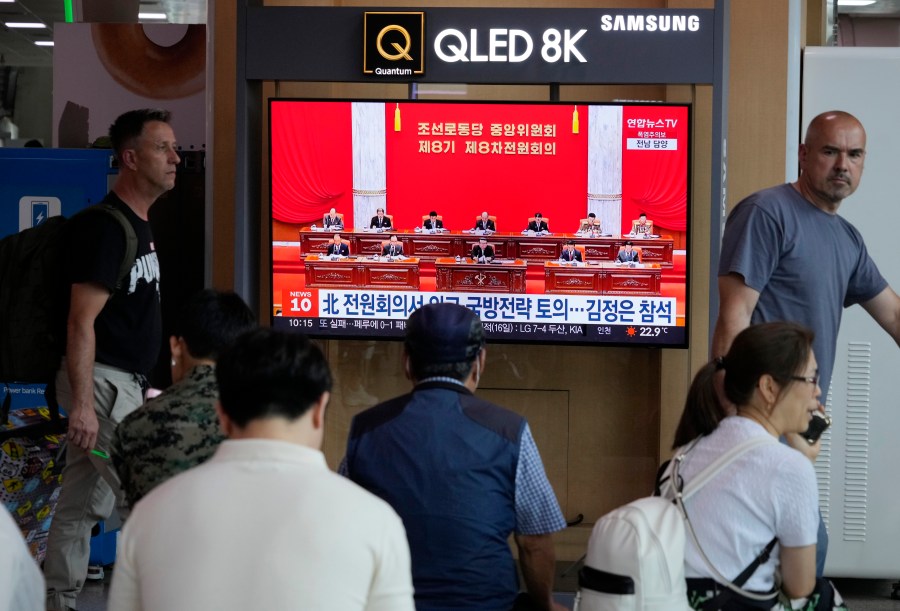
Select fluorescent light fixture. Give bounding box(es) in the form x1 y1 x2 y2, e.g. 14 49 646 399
34 41 54 47
0 1 15 3
4 22 47 28
138 12 167 19
837 0 877 6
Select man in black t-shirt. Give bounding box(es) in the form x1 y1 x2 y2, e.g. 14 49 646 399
45 109 178 611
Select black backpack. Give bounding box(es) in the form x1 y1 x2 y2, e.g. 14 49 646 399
0 203 137 428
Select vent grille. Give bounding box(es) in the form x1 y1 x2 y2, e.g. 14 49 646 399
843 342 871 542
815 380 832 528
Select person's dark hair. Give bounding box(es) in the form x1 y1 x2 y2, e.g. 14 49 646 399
535 212 542 218
216 328 333 428
566 240 575 245
429 210 438 217
624 240 633 246
175 289 256 360
109 109 172 159
639 212 647 218
405 303 485 382
672 322 814 448
588 212 596 219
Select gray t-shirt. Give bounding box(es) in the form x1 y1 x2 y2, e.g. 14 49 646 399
718 183 886 400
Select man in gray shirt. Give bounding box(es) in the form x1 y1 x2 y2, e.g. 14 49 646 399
713 110 900 575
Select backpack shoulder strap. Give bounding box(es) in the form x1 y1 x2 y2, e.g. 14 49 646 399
675 434 781 604
681 434 776 501
81 202 139 291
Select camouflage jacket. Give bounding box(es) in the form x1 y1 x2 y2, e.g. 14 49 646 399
112 364 224 508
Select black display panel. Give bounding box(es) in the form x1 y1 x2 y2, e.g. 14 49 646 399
270 98 689 348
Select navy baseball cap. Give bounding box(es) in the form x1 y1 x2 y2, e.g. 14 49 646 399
405 303 485 363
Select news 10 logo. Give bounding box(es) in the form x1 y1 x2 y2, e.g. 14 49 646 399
363 12 425 77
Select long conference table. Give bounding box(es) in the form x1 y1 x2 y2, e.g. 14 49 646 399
304 255 421 290
434 258 528 293
299 228 674 267
544 261 662 296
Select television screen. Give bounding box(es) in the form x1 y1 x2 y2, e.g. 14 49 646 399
270 98 689 347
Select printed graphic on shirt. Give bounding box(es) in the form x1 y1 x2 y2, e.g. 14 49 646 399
129 251 161 296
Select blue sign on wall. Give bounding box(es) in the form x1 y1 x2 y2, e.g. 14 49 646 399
0 148 117 408
0 148 115 240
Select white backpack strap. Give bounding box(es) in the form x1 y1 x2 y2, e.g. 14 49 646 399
680 434 776 501
673 433 780 604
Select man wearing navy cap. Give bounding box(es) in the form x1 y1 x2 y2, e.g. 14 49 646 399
341 303 567 611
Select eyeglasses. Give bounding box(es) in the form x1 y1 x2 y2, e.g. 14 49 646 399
790 374 819 386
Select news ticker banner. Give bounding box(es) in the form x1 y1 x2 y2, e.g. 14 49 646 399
272 289 683 345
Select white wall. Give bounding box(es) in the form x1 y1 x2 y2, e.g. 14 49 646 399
803 46 900 578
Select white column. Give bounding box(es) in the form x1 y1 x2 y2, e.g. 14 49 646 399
351 102 387 228
587 106 623 235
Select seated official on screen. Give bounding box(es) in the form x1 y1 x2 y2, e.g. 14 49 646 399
617 242 641 263
560 241 582 262
631 212 653 236
423 211 444 231
578 213 601 233
323 208 344 230
326 234 350 257
474 212 496 232
370 208 392 230
382 236 404 257
527 213 549 233
471 238 494 263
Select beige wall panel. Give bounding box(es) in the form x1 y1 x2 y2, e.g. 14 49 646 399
806 0 823 47
728 0 791 207
479 388 570 513
659 84 714 458
212 0 238 290
320 339 408 468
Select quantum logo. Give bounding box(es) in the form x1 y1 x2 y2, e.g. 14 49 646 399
364 12 425 76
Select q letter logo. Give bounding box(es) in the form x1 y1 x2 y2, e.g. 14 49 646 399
363 12 425 76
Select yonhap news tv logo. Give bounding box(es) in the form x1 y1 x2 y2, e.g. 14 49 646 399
363 12 425 77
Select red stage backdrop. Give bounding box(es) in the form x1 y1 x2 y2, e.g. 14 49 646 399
621 105 689 233
271 101 353 224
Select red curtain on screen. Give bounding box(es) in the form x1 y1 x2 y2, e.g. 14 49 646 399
384 103 588 232
620 106 689 233
271 102 353 225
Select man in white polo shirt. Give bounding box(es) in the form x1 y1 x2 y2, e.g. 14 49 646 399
109 328 414 611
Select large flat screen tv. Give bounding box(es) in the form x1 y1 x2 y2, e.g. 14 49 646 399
270 98 689 347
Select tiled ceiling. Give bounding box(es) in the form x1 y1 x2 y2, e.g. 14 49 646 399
0 0 207 68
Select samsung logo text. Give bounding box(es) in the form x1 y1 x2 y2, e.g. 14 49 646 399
600 14 701 32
